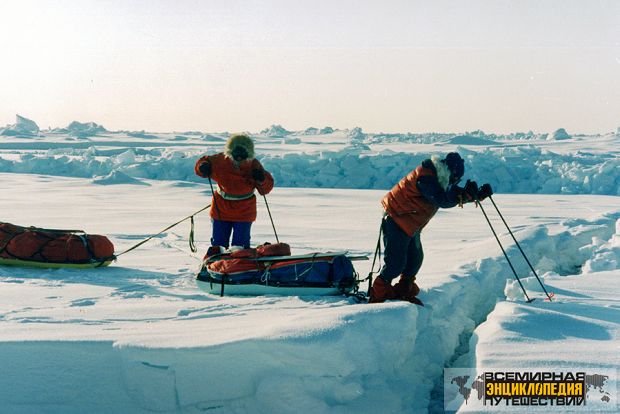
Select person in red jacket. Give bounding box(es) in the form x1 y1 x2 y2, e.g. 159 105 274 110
195 134 274 249
369 152 493 305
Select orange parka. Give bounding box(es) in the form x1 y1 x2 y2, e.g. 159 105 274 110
195 153 274 222
381 163 439 237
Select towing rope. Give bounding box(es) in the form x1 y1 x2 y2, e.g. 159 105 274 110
115 204 211 257
364 214 386 296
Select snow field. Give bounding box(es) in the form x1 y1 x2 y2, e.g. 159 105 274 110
401 214 620 412
0 120 619 413
467 273 620 411
454 214 620 412
1 171 618 412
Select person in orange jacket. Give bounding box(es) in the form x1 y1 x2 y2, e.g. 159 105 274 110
195 134 274 249
369 152 493 305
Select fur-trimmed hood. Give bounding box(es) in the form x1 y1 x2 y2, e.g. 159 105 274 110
225 134 255 160
430 154 451 191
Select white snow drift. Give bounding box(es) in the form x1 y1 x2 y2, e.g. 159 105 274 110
0 119 618 413
0 123 618 195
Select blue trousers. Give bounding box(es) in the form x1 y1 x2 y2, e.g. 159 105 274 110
211 219 252 249
379 216 424 282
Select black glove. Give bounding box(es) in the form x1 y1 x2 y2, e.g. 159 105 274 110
477 183 493 201
252 168 265 182
463 179 479 199
198 161 212 177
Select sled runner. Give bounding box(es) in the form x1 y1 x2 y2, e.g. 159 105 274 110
0 222 115 269
196 243 367 296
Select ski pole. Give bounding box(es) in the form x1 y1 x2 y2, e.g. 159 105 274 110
262 194 279 244
476 199 533 303
487 196 553 301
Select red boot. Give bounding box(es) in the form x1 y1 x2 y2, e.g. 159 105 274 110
393 276 424 306
368 277 397 303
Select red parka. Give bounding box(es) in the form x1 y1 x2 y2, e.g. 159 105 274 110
195 153 274 222
381 164 439 237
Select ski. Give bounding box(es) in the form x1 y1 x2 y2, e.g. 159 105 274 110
204 251 368 263
254 252 368 262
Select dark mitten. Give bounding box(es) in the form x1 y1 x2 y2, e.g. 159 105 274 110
477 183 493 201
463 179 479 200
199 161 212 177
252 168 265 182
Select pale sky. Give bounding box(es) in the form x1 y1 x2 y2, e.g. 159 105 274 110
1 0 618 134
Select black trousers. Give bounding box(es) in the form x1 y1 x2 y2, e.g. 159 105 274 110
379 216 424 283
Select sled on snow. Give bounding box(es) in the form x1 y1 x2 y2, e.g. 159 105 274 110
196 243 368 296
0 222 115 269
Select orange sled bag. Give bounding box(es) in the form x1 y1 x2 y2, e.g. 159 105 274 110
0 222 115 268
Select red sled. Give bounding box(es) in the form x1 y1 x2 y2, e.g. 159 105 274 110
0 222 115 269
196 243 367 296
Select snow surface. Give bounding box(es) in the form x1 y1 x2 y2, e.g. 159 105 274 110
0 123 618 413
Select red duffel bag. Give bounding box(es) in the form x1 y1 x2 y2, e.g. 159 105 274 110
0 222 115 265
